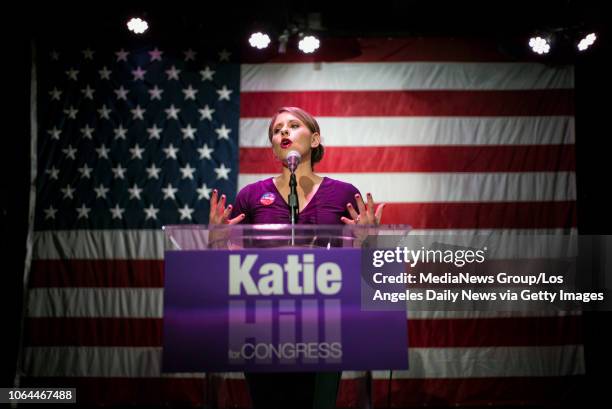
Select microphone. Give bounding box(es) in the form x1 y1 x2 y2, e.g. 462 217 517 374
286 150 301 228
286 150 301 173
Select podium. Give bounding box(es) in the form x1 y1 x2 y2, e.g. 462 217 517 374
162 224 410 409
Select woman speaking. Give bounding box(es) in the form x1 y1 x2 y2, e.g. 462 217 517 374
208 106 385 408
210 106 384 226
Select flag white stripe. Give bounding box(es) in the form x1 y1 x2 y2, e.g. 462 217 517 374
240 63 574 91
33 229 165 260
32 229 577 260
27 288 163 318
24 346 162 377
407 310 581 319
240 116 575 147
239 172 577 202
374 345 585 379
22 345 584 378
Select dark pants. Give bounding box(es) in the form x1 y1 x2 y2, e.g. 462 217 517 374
245 372 341 409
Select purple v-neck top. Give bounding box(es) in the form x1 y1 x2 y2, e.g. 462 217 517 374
230 177 360 225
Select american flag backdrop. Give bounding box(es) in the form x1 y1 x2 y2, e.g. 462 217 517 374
20 37 583 407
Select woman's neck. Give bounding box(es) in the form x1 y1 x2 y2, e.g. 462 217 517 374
275 159 322 189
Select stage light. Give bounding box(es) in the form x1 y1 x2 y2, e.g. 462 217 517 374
528 36 550 54
248 32 271 49
298 35 320 54
127 17 148 34
577 33 597 51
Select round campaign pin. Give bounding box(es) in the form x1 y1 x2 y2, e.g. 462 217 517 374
260 192 276 206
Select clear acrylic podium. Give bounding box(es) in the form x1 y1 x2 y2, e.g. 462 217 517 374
163 223 395 250
162 224 411 409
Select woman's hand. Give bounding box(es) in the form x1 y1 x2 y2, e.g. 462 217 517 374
209 189 245 225
341 193 385 225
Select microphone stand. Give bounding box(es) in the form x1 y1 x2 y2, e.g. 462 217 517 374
288 170 299 246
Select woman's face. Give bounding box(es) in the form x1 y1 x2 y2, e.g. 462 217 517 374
270 112 320 163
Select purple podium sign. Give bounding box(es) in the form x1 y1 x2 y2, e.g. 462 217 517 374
162 248 407 372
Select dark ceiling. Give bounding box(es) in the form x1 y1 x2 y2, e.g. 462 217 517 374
5 0 604 64
26 0 607 39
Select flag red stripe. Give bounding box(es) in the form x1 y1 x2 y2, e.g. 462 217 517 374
25 316 581 347
408 316 583 347
240 145 576 173
368 376 584 407
26 318 162 346
240 90 574 118
29 259 164 288
381 201 577 228
241 37 535 63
